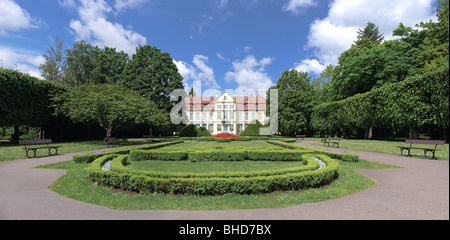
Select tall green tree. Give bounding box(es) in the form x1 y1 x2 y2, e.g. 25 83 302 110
355 22 384 45
1 68 59 142
119 45 184 111
40 37 65 85
90 46 128 85
268 69 314 135
63 41 100 86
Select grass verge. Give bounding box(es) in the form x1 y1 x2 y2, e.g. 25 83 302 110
309 138 449 161
0 140 113 162
37 158 400 210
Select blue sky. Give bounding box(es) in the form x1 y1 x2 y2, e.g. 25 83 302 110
0 0 438 96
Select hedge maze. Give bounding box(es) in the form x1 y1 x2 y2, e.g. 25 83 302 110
74 140 357 195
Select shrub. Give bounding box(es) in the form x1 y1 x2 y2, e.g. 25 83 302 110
179 124 212 137
128 150 188 161
239 120 265 136
267 140 359 162
87 153 339 195
179 124 198 137
73 141 184 163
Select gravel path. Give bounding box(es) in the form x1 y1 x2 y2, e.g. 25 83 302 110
0 142 448 220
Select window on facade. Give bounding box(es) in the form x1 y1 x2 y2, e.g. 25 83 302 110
224 105 227 109
258 112 263 120
203 112 206 120
218 124 222 131
224 124 228 132
244 103 247 109
238 112 243 120
217 112 221 119
224 96 227 100
203 104 207 109
230 124 234 132
190 112 193 120
210 112 213 119
252 112 255 120
217 105 222 110
196 112 199 120
255 103 258 109
245 112 248 120
209 124 213 132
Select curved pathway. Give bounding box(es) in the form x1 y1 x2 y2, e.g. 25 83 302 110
0 142 448 220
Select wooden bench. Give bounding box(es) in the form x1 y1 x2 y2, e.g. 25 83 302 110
104 137 127 148
321 137 342 148
0 140 10 143
295 135 306 140
396 139 446 159
19 139 61 158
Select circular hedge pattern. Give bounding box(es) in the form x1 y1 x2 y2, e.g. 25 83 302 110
81 141 341 195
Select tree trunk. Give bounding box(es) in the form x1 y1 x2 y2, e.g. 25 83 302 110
106 122 113 138
412 128 419 139
11 125 20 143
444 127 448 143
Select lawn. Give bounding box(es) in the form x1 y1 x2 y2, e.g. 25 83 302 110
37 140 401 210
0 140 110 161
308 138 449 161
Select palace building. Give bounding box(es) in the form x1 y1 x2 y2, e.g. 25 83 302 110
185 92 267 135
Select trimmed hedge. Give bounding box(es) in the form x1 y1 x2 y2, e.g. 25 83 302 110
87 154 339 195
267 140 359 162
128 145 313 162
109 154 318 179
73 140 184 163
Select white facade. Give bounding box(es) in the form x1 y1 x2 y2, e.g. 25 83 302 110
185 93 267 135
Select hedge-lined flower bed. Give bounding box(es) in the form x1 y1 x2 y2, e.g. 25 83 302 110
210 133 240 138
87 154 339 195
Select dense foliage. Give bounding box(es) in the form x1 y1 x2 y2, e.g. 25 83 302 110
311 69 449 139
53 84 164 138
0 68 62 142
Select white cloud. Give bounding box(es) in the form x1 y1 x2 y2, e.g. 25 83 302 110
225 55 274 96
68 0 147 56
114 0 148 12
294 0 437 75
283 0 317 14
173 55 220 91
293 59 326 76
216 53 229 61
218 0 229 8
0 45 45 78
0 0 42 35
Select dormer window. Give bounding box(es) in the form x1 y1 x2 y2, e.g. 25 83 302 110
224 96 228 100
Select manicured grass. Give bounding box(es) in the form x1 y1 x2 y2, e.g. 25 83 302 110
37 140 400 210
309 138 449 161
129 160 302 173
0 140 110 161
